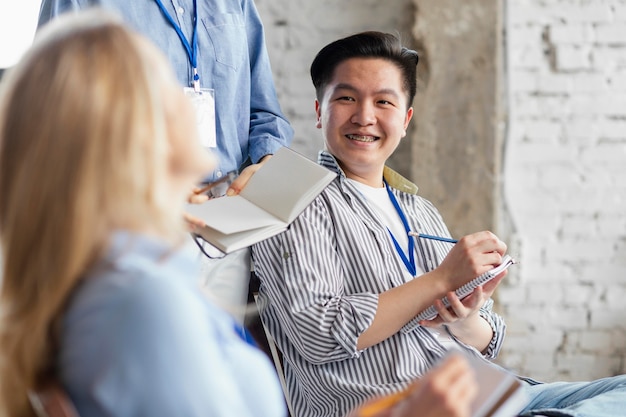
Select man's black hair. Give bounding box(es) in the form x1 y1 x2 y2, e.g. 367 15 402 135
310 31 419 107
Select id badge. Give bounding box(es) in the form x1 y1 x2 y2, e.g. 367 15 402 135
184 87 216 148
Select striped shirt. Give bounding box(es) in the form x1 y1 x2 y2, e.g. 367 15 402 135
252 151 506 417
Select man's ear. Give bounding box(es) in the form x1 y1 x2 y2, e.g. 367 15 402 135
402 107 414 137
315 99 322 129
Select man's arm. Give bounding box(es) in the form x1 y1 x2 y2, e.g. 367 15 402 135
357 231 508 352
254 196 506 361
423 274 506 355
253 198 379 364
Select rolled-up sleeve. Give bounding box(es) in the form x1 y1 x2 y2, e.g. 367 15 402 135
478 298 506 359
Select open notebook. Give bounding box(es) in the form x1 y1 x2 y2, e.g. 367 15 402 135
186 147 336 254
355 350 527 417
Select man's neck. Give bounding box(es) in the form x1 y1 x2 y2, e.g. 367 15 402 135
342 169 385 188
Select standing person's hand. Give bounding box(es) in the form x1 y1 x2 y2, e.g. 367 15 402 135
225 154 273 196
183 154 273 229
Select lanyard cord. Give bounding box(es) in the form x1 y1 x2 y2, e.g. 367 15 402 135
154 0 200 90
384 180 417 276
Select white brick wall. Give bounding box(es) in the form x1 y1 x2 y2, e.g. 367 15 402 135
256 0 626 382
502 0 626 381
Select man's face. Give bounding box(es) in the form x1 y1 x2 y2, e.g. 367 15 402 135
315 57 413 186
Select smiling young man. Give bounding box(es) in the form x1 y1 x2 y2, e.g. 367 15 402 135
252 31 507 417
252 31 626 417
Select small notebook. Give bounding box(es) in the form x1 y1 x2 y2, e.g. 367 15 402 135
416 255 517 321
355 350 527 417
185 147 336 254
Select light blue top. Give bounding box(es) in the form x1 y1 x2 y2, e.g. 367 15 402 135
60 231 285 417
38 0 294 181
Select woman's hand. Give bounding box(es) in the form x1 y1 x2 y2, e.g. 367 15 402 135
352 354 477 417
184 186 209 231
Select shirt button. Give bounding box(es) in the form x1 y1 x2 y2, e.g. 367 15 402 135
177 7 184 15
216 170 223 177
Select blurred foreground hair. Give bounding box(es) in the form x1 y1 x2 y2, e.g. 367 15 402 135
0 10 187 416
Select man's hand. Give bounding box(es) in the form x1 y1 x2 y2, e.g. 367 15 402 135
417 231 508 350
419 271 506 328
434 231 507 293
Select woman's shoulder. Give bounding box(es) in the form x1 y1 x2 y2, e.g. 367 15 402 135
75 237 199 311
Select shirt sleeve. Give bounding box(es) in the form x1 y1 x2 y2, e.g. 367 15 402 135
253 197 378 365
401 297 506 359
38 0 81 27
241 0 293 163
477 298 506 359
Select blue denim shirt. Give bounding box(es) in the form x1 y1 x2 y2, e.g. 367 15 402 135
39 0 294 181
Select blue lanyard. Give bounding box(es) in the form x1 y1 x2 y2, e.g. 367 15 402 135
154 0 200 90
233 322 257 348
385 181 417 276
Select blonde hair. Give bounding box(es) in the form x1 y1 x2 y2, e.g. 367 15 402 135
0 11 192 416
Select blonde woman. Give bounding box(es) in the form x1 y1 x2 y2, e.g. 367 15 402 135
0 10 285 417
0 11 477 417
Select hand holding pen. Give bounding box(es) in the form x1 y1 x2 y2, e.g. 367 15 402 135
418 231 508 322
193 171 238 199
185 171 238 230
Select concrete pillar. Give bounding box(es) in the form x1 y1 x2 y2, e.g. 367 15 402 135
408 0 504 238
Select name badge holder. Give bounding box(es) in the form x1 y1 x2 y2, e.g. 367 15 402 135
184 87 216 148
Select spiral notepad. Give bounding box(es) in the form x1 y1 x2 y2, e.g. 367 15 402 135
416 255 517 321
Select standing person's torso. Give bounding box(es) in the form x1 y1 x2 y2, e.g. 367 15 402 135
38 0 294 181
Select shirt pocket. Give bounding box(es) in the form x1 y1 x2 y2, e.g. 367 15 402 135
201 12 246 71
